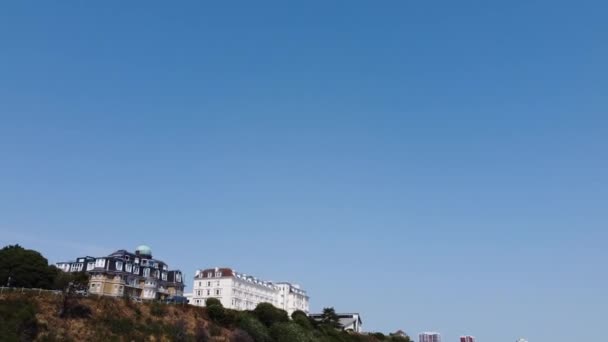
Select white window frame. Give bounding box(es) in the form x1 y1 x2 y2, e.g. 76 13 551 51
95 258 105 268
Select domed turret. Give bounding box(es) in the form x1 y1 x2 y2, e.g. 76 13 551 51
135 245 152 257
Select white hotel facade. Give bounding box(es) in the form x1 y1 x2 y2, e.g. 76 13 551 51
191 267 309 315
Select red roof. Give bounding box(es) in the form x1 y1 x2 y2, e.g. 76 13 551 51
198 268 234 277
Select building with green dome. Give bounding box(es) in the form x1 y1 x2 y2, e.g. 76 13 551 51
56 245 185 300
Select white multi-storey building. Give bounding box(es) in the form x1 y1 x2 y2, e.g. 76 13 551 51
276 282 310 314
191 267 309 315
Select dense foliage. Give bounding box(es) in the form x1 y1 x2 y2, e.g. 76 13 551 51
0 244 88 291
0 297 39 341
0 245 57 289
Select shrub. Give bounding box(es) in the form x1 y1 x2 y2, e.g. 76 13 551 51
291 310 308 320
0 297 39 341
292 311 313 330
270 322 315 342
252 302 288 327
207 303 226 323
194 323 210 342
167 319 191 342
134 306 142 320
205 297 223 307
208 323 223 336
223 308 242 327
150 301 167 317
231 328 254 342
237 314 272 342
104 316 134 335
369 332 386 340
390 336 412 342
61 301 92 319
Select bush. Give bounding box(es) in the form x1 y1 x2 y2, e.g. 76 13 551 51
0 297 39 341
223 308 243 327
270 321 315 342
237 314 272 342
205 297 223 307
150 301 167 317
207 304 226 323
291 310 308 320
104 316 134 335
252 302 288 327
291 310 313 330
167 319 191 342
194 323 210 342
231 328 254 342
371 332 386 339
390 336 412 342
208 323 223 336
61 301 92 319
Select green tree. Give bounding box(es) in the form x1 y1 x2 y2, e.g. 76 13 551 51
237 314 272 342
370 332 386 340
252 302 288 328
52 269 89 291
320 307 341 329
291 310 313 330
207 303 226 323
390 335 412 342
0 245 56 289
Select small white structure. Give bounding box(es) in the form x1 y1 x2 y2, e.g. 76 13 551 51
184 292 193 304
191 267 309 315
309 312 363 333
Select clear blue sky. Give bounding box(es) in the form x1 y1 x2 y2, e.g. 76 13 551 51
1 1 606 341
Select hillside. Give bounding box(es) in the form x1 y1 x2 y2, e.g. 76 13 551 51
0 291 411 342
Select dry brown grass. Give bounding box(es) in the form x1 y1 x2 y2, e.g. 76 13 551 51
0 292 228 342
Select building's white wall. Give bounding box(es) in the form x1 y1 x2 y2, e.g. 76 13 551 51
191 270 308 314
276 283 309 315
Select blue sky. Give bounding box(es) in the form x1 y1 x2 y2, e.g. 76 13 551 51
1 1 607 341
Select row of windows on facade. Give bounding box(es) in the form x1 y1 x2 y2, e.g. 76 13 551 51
192 298 263 309
197 289 222 296
199 271 278 290
105 255 167 269
63 258 169 272
195 281 276 297
195 288 275 303
90 274 162 287
76 257 169 270
196 281 221 287
62 261 178 282
197 280 274 296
